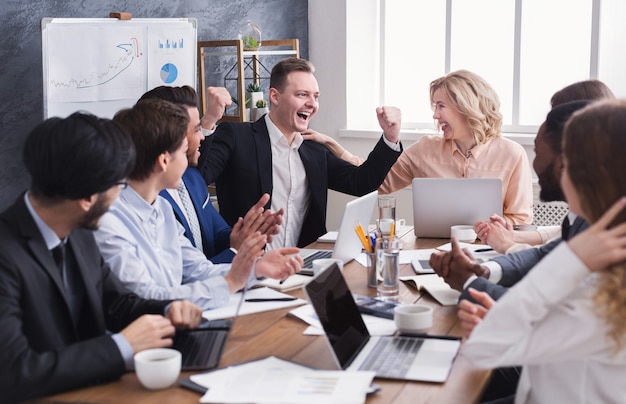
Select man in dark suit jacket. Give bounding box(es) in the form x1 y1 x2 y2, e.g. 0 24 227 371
430 101 592 301
198 58 403 248
0 112 202 402
139 85 281 263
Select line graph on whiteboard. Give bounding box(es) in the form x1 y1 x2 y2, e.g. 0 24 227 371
47 26 146 102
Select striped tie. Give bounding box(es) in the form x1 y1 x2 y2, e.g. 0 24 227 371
177 180 204 251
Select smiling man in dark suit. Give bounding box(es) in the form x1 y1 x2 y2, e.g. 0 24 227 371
198 58 403 248
0 112 202 402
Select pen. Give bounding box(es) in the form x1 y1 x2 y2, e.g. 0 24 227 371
245 297 297 302
474 248 494 252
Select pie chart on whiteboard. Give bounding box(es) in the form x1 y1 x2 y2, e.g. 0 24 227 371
160 63 178 84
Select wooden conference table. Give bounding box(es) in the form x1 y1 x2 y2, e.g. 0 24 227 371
34 231 491 404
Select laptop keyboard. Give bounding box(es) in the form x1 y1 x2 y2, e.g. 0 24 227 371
173 329 229 370
303 250 333 268
359 337 424 378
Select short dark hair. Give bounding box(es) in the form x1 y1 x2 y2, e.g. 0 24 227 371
550 79 615 107
270 57 314 92
139 85 198 108
113 99 189 181
23 112 135 201
542 100 592 154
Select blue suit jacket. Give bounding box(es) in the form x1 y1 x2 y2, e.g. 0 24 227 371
160 168 235 263
461 215 588 301
198 118 402 247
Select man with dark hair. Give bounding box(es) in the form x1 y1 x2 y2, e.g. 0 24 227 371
0 112 203 402
95 99 302 310
198 57 403 248
138 85 281 263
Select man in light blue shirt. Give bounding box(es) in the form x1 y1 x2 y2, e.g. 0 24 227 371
95 99 303 310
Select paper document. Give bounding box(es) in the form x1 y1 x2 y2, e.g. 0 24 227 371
192 356 375 404
355 248 438 267
203 287 306 320
290 304 397 336
399 274 461 306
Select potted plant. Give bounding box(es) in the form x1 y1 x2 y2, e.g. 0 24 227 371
239 21 262 51
252 98 269 120
246 83 264 106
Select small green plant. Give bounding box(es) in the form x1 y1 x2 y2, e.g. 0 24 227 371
256 99 267 108
231 96 251 107
242 36 259 50
247 83 262 93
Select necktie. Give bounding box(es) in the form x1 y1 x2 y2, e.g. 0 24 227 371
561 216 571 241
177 180 204 251
51 243 65 276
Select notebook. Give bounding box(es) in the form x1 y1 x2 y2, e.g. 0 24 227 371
412 178 502 238
298 190 378 275
173 285 246 370
304 264 460 382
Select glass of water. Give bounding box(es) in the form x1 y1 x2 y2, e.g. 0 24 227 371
377 196 396 239
377 237 400 301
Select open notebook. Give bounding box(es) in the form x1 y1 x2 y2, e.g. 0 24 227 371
304 264 460 382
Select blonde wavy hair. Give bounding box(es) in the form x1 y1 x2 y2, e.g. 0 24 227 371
563 99 626 352
430 70 503 144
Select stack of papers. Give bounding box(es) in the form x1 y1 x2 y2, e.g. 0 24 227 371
203 287 306 320
191 356 375 404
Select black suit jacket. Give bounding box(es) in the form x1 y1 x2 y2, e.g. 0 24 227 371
0 196 171 402
461 215 588 301
198 119 402 247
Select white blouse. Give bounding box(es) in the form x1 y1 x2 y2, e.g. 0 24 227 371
462 243 626 404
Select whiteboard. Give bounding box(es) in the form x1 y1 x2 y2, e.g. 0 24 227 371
42 18 197 119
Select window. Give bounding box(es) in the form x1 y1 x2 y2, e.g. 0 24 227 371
346 0 626 134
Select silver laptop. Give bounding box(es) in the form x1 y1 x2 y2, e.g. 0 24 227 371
412 178 502 238
304 263 460 382
299 190 377 275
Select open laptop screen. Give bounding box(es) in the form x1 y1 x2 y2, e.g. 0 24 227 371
304 264 369 369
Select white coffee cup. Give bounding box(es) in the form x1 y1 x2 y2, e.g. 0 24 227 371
394 304 433 334
134 348 181 390
450 225 477 243
312 258 343 275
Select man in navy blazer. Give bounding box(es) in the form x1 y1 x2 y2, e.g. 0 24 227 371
0 112 202 402
139 86 281 263
198 58 403 248
429 101 592 300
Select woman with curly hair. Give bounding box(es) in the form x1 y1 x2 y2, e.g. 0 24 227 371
379 70 533 225
460 99 626 403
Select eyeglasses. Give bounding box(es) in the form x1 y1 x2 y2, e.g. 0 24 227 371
116 180 129 189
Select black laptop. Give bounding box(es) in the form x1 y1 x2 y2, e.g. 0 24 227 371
303 263 460 382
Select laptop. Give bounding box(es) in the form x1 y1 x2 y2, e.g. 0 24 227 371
173 285 247 370
412 178 502 238
298 190 378 274
304 264 460 382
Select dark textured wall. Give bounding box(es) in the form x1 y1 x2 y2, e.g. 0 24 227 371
0 0 308 210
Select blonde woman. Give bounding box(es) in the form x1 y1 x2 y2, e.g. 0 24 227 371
460 99 626 403
379 70 533 225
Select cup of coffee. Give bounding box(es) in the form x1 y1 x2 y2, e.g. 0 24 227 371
394 304 433 334
450 225 477 243
134 348 181 390
312 258 343 275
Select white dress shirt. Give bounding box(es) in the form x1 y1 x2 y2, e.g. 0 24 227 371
95 186 257 310
462 243 626 403
265 115 310 249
